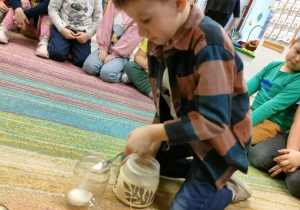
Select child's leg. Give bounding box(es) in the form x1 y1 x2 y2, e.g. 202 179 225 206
248 134 287 172
286 169 300 198
252 120 283 145
48 26 71 62
170 159 232 210
124 61 152 96
70 38 91 67
83 50 105 75
35 15 51 58
100 58 128 83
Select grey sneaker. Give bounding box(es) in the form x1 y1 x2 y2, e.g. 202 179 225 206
121 72 131 83
226 174 252 203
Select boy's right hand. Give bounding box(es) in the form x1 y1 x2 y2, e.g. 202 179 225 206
98 49 108 62
60 28 76 39
13 8 28 30
0 2 9 13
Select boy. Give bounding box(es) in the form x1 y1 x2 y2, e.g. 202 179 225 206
48 0 102 67
247 38 300 145
113 0 252 209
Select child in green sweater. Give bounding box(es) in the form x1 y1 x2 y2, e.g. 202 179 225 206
247 38 300 145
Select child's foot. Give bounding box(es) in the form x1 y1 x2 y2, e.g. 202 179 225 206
0 27 8 44
121 72 131 83
226 174 252 203
35 43 49 58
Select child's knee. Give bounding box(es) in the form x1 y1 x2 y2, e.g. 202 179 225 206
248 147 268 170
48 47 68 62
83 61 100 75
100 67 120 82
286 172 300 198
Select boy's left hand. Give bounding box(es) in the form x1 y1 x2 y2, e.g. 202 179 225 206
274 149 300 173
124 126 155 157
75 32 89 43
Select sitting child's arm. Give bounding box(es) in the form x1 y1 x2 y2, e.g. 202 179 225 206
134 48 148 72
13 8 28 30
269 105 300 176
23 0 49 19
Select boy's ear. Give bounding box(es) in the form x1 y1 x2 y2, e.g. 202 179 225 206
176 0 187 12
290 39 296 49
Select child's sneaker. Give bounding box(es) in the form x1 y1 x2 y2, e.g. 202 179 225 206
35 42 49 58
0 27 8 43
121 72 131 83
226 174 252 203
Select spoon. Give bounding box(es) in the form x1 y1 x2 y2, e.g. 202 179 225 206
92 151 123 170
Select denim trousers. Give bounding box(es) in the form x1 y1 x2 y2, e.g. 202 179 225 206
248 134 300 198
83 50 128 83
156 143 232 210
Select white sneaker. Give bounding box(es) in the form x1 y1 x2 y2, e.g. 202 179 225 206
35 43 49 58
0 28 8 43
226 174 252 203
121 72 131 83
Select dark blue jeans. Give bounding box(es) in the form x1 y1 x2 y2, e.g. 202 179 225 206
48 26 91 67
248 134 300 198
156 143 232 210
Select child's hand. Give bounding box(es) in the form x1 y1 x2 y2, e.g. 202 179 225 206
60 28 76 39
144 60 149 73
104 55 115 63
124 126 155 157
0 2 9 13
13 8 28 30
98 49 108 62
269 163 283 177
274 149 300 173
75 32 89 43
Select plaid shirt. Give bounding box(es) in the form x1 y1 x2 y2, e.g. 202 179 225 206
148 5 252 189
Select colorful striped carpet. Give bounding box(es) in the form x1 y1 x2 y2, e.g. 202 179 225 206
0 32 299 210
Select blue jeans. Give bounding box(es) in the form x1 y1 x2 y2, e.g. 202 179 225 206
248 134 300 198
156 143 232 210
83 50 128 83
48 26 91 67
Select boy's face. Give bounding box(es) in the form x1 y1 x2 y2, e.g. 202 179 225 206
122 0 182 45
286 41 300 72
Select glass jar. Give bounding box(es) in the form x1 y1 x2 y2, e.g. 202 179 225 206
113 153 160 208
66 153 111 209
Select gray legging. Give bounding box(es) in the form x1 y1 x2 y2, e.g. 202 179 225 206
248 134 300 198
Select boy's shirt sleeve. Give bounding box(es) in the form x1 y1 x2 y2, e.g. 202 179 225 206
251 76 300 126
164 45 241 145
96 0 114 51
110 22 142 58
48 0 64 32
86 0 102 38
24 0 50 19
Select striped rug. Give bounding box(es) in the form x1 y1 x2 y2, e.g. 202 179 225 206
0 32 299 210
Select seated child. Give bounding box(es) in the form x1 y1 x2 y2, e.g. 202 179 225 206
83 0 142 83
0 0 51 58
48 0 102 67
122 38 153 98
248 100 300 198
114 0 252 209
247 38 300 145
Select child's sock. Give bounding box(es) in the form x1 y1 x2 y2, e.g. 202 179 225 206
0 26 9 43
35 38 49 58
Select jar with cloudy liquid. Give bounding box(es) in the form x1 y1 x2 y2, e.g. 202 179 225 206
66 153 111 209
113 153 160 208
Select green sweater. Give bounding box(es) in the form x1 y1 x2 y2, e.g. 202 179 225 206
247 61 300 132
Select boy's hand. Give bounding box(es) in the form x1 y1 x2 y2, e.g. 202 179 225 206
269 163 283 177
98 49 107 62
104 55 115 63
60 28 76 39
0 2 9 13
13 8 28 30
124 126 155 157
75 32 89 43
274 149 300 173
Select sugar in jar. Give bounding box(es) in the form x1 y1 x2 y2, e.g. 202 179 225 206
66 153 111 209
113 153 160 208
